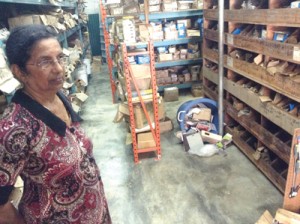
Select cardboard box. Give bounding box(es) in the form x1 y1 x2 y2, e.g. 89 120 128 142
163 2 178 11
182 131 204 152
188 42 199 51
164 30 178 40
8 14 43 29
159 53 173 61
149 4 161 12
177 2 193 10
168 46 176 54
124 3 140 14
122 19 136 43
130 64 151 90
150 31 164 40
106 0 121 3
177 19 191 29
119 98 165 129
164 87 179 102
137 132 156 149
159 117 173 133
187 29 201 37
156 69 169 78
192 108 211 121
149 0 161 5
200 131 222 144
139 24 151 41
187 51 200 59
183 72 191 82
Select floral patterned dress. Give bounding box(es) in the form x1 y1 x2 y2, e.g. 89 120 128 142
0 90 111 224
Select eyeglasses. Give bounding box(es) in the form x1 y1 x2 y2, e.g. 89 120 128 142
27 56 69 70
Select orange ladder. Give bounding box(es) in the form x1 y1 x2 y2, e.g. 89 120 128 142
121 42 161 163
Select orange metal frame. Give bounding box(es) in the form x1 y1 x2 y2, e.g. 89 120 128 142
99 1 116 103
122 42 161 163
283 128 300 212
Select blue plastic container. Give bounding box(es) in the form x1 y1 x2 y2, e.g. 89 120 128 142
197 18 203 38
176 98 219 134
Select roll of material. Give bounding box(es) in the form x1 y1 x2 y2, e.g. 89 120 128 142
83 58 91 75
74 65 88 86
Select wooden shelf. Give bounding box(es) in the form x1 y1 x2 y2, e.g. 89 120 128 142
157 82 194 91
203 1 300 195
108 9 203 20
225 101 290 163
204 8 300 27
155 58 202 68
203 66 300 135
204 29 300 64
225 126 286 194
203 47 300 102
0 0 75 7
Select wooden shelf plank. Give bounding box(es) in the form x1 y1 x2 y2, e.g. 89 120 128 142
202 66 300 135
0 0 75 7
225 101 291 163
204 8 300 27
108 9 203 20
226 126 286 193
204 29 300 65
203 47 300 102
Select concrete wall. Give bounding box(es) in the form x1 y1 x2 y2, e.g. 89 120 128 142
85 0 100 14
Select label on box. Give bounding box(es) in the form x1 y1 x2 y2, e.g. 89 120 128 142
227 56 233 67
227 34 234 45
293 46 300 62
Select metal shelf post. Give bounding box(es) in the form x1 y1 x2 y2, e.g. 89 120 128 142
122 42 161 163
99 0 116 103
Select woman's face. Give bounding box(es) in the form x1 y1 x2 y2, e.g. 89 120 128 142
22 38 65 94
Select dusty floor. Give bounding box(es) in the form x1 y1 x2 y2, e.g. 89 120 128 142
80 61 283 224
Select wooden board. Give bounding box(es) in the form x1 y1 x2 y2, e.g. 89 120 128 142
203 47 300 102
203 65 300 135
255 210 273 224
204 29 300 64
204 9 300 27
275 208 300 223
283 128 300 213
226 102 290 163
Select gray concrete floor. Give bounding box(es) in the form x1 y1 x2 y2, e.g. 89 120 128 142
80 61 283 224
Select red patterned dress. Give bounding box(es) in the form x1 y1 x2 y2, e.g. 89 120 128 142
0 90 111 224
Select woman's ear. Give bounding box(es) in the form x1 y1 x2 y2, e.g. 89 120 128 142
10 64 27 83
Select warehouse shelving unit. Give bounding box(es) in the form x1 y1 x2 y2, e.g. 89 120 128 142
0 0 75 7
0 0 90 107
203 0 300 193
0 0 84 50
99 0 116 103
122 41 161 163
100 4 203 101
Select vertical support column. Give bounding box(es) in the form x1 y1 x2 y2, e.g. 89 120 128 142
122 44 139 163
149 41 161 159
218 0 224 136
99 0 116 103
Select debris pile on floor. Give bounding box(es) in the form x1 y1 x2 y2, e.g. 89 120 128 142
176 100 232 157
183 103 217 133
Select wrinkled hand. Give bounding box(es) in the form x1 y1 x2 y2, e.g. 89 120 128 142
0 202 25 224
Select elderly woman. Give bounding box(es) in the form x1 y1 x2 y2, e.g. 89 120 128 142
0 25 111 223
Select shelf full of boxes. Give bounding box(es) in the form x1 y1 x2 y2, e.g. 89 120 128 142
102 0 204 102
0 0 92 115
203 0 300 193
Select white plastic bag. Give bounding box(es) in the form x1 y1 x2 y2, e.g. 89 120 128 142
188 144 219 157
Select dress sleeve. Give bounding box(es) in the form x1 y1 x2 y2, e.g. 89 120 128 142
0 110 29 189
0 185 14 205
